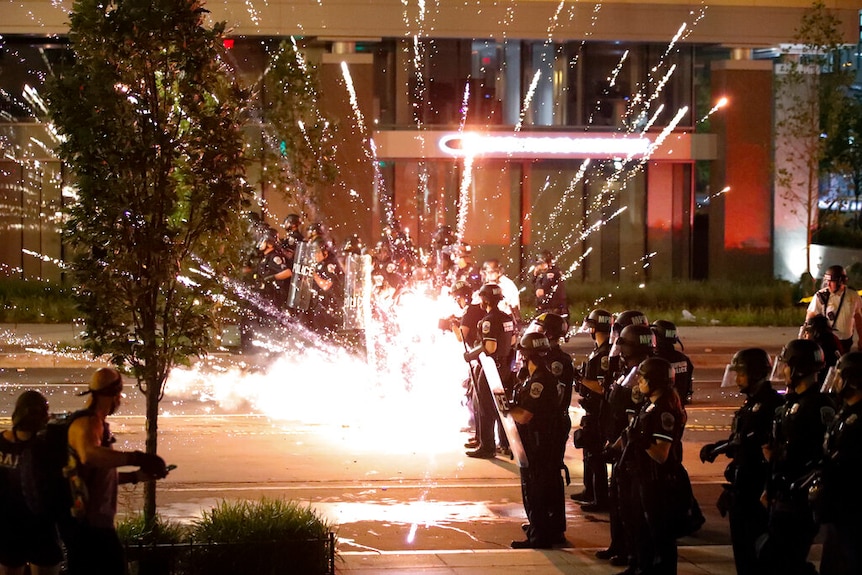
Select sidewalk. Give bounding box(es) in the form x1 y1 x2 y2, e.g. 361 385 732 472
337 545 761 574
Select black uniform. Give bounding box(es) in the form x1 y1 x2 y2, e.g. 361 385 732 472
604 365 643 562
311 252 345 337
515 364 567 546
547 344 575 525
474 308 515 452
533 264 568 316
656 346 694 404
256 248 292 309
460 302 488 438
577 340 611 506
714 379 783 575
618 391 686 575
819 400 862 575
280 229 304 266
762 386 836 575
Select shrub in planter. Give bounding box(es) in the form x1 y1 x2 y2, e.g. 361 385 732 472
189 498 335 575
117 513 189 575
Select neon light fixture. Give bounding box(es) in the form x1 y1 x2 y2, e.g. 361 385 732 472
438 133 653 159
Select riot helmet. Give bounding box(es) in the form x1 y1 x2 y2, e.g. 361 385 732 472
827 351 862 396
773 339 825 389
283 213 301 230
518 332 551 361
451 280 474 301
583 308 613 335
307 222 328 240
721 348 773 391
342 234 364 256
616 324 655 363
611 310 649 344
651 319 681 350
637 357 675 394
802 314 833 340
535 312 568 341
309 236 333 257
256 230 277 252
478 283 503 306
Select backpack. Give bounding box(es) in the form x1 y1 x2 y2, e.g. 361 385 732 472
18 410 89 521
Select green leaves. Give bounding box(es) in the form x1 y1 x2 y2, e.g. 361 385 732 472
49 0 252 389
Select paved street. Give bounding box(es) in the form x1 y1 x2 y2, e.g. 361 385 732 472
0 323 812 573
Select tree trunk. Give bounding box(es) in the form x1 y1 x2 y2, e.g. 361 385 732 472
143 373 161 528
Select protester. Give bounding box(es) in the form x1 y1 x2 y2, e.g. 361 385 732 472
0 391 62 575
61 367 170 575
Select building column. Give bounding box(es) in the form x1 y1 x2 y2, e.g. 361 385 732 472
709 58 773 280
319 46 376 240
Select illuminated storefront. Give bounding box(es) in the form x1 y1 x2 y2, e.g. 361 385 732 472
1 1 859 282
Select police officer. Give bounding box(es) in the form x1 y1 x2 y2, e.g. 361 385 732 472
463 284 516 458
700 348 782 575
430 224 456 287
761 339 835 575
597 323 655 567
509 332 567 549
280 213 305 261
571 308 613 511
533 313 575 501
531 250 567 317
618 357 686 575
608 310 649 381
805 264 862 352
371 240 404 299
800 314 844 385
255 232 293 309
817 351 862 575
651 320 695 404
309 237 344 339
452 244 482 293
450 280 486 448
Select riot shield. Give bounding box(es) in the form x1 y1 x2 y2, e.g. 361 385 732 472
479 352 528 468
343 253 372 331
287 241 315 311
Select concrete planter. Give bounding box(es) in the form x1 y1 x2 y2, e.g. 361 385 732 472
125 533 336 575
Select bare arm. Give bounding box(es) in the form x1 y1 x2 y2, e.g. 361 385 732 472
68 415 132 469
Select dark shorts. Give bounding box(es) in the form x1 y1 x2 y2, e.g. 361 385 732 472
0 519 64 568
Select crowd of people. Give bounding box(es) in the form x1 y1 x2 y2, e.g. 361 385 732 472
442 260 862 575
4 209 861 574
0 368 169 574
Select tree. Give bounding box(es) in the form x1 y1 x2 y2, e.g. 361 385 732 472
774 0 851 277
47 0 252 523
823 92 862 230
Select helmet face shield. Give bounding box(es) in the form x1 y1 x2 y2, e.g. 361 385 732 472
770 355 789 388
820 367 839 394
721 364 737 388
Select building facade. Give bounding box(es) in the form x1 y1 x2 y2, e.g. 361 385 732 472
1 1 859 283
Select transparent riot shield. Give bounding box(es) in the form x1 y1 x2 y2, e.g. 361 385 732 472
342 253 372 331
287 241 315 311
